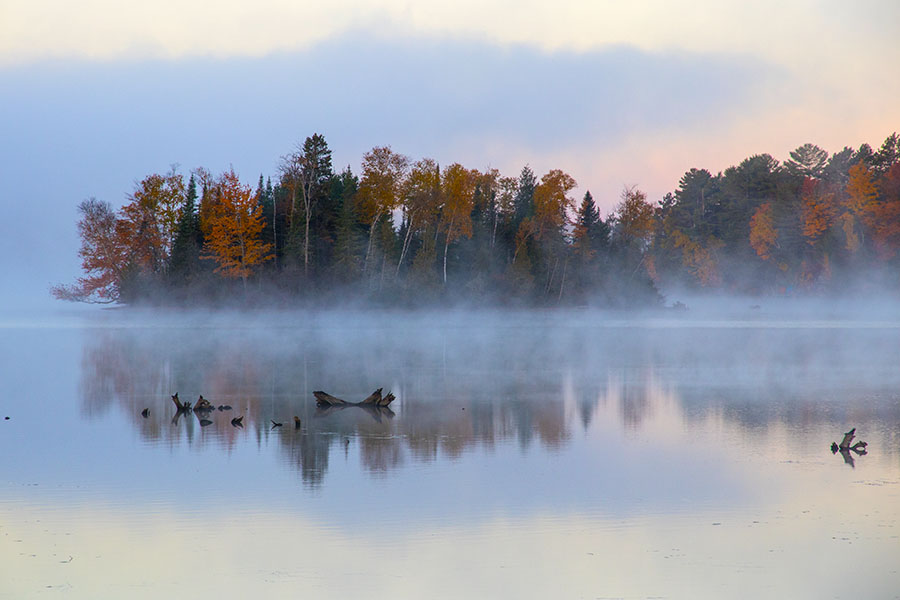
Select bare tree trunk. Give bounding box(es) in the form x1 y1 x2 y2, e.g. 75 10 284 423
290 185 297 222
272 195 277 269
397 213 415 277
238 217 247 294
557 256 568 303
546 257 559 294
491 210 498 249
443 236 450 285
443 216 454 285
304 204 310 279
364 213 379 275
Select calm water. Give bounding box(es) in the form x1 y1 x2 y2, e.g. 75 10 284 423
1 307 899 599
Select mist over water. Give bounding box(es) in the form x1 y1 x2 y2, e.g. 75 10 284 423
1 304 899 598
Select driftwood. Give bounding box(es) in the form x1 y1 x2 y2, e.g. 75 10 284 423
313 389 396 422
171 392 191 412
314 388 396 408
831 428 868 467
833 428 868 452
195 395 214 411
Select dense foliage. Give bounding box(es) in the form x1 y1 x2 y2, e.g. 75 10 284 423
53 133 900 306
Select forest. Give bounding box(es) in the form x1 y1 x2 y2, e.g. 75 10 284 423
52 132 900 307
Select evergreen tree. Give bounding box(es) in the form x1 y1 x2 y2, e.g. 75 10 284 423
512 165 536 228
168 174 202 287
331 167 364 284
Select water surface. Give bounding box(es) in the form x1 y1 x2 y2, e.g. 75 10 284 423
1 307 898 598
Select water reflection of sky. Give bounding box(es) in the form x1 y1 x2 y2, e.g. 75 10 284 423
1 309 899 598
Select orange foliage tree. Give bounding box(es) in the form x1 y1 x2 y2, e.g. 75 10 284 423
838 162 879 253
51 198 127 303
871 163 900 258
202 169 273 288
845 163 879 224
800 178 837 245
118 169 185 274
749 202 777 260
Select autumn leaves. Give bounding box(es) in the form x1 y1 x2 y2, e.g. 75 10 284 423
201 170 273 286
52 168 273 302
54 132 900 306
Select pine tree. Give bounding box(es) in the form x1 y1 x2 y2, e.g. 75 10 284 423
168 174 202 287
331 167 364 283
512 165 536 228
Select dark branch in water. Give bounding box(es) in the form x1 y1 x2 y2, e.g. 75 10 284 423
314 388 396 408
313 389 397 422
831 428 868 467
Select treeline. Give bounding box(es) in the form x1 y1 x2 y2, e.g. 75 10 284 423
53 132 900 307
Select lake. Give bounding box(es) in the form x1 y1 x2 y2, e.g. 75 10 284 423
1 305 898 599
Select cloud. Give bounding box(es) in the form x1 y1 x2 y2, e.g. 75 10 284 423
3 0 899 73
0 33 784 185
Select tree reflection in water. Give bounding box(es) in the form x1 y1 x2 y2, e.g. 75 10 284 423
78 315 900 485
78 323 577 485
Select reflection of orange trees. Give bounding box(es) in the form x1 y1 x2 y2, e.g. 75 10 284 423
80 329 271 450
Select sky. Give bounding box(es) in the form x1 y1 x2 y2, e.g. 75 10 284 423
1 0 898 308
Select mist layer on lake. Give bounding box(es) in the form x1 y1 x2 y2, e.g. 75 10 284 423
1 307 898 598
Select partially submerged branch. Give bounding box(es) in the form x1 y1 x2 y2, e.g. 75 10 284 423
314 388 396 408
831 428 868 467
313 388 397 422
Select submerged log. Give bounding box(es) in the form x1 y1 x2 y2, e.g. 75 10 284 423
360 388 383 405
314 389 396 408
832 427 868 467
195 395 214 411
313 391 348 406
839 428 857 450
312 389 396 421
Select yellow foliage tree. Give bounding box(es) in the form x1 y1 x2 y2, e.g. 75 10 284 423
203 169 273 288
672 230 722 286
439 163 476 284
358 146 409 274
533 169 577 241
614 187 655 251
399 158 441 276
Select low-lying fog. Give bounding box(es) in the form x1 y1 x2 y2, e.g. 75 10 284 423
1 300 898 598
